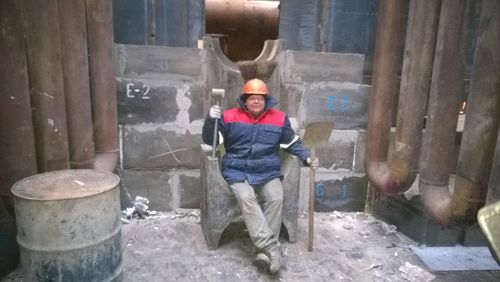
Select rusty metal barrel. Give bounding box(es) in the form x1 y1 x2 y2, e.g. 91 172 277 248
12 169 122 282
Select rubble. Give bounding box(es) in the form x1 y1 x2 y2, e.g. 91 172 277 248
2 210 499 281
121 195 157 222
400 261 436 282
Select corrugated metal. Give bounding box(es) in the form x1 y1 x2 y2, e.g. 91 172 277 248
327 0 379 71
113 0 204 47
113 0 148 44
278 0 322 51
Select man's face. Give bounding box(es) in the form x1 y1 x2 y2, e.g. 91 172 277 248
245 94 266 117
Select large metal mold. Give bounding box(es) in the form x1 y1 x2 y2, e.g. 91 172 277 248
200 145 300 250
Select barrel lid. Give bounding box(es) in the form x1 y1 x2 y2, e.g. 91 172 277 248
12 169 120 201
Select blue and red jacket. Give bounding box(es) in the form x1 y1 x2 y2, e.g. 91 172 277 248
202 95 310 185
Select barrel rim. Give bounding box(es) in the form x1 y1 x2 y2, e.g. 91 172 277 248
11 169 120 201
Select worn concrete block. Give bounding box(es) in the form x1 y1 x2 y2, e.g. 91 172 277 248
316 130 359 171
117 78 205 124
119 169 174 211
314 171 367 212
115 44 203 80
299 168 367 212
122 124 203 170
354 130 366 173
179 170 201 209
266 62 284 108
299 82 370 129
278 50 365 83
280 82 305 119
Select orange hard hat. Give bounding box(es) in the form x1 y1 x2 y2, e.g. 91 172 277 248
242 79 268 95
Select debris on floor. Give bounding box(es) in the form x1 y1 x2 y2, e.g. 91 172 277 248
119 210 500 281
121 195 157 223
2 210 499 282
399 261 436 282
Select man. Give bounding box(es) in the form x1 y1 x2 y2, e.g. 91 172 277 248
202 78 318 274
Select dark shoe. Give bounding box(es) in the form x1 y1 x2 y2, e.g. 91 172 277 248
265 246 282 274
254 252 270 270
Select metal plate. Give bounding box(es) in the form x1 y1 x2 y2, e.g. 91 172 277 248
410 245 500 271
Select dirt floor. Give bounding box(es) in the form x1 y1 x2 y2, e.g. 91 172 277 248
2 210 500 282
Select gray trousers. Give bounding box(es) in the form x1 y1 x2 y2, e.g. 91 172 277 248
229 178 283 251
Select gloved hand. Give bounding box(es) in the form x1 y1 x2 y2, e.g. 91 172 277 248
209 105 222 119
306 157 319 169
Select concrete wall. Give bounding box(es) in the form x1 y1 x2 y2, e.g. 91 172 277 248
274 50 369 211
116 43 206 210
115 42 369 213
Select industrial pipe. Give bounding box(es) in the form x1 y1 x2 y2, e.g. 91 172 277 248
59 0 96 169
25 0 70 172
419 0 500 227
205 0 279 61
0 0 37 215
486 131 500 205
389 0 440 192
86 0 119 171
364 0 407 195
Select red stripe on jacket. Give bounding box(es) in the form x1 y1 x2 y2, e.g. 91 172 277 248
224 108 285 127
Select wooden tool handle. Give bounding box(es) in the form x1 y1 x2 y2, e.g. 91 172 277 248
211 101 220 158
308 148 316 252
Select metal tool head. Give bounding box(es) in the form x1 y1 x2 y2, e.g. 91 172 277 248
302 121 334 148
211 88 225 100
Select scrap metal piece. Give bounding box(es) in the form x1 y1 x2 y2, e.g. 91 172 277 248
478 200 500 264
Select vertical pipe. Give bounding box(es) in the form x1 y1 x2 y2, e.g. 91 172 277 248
364 0 406 194
391 0 440 188
58 0 96 169
487 130 500 204
25 0 69 172
454 0 500 213
0 0 37 214
86 0 119 171
419 0 471 226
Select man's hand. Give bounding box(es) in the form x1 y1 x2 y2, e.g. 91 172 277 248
209 105 222 119
306 157 319 169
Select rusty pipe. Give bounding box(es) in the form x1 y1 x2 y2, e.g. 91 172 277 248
59 0 96 169
206 0 279 61
452 0 500 223
0 0 37 215
419 0 470 227
364 0 407 195
25 0 70 172
420 0 500 227
486 129 500 205
86 0 119 171
389 0 440 192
